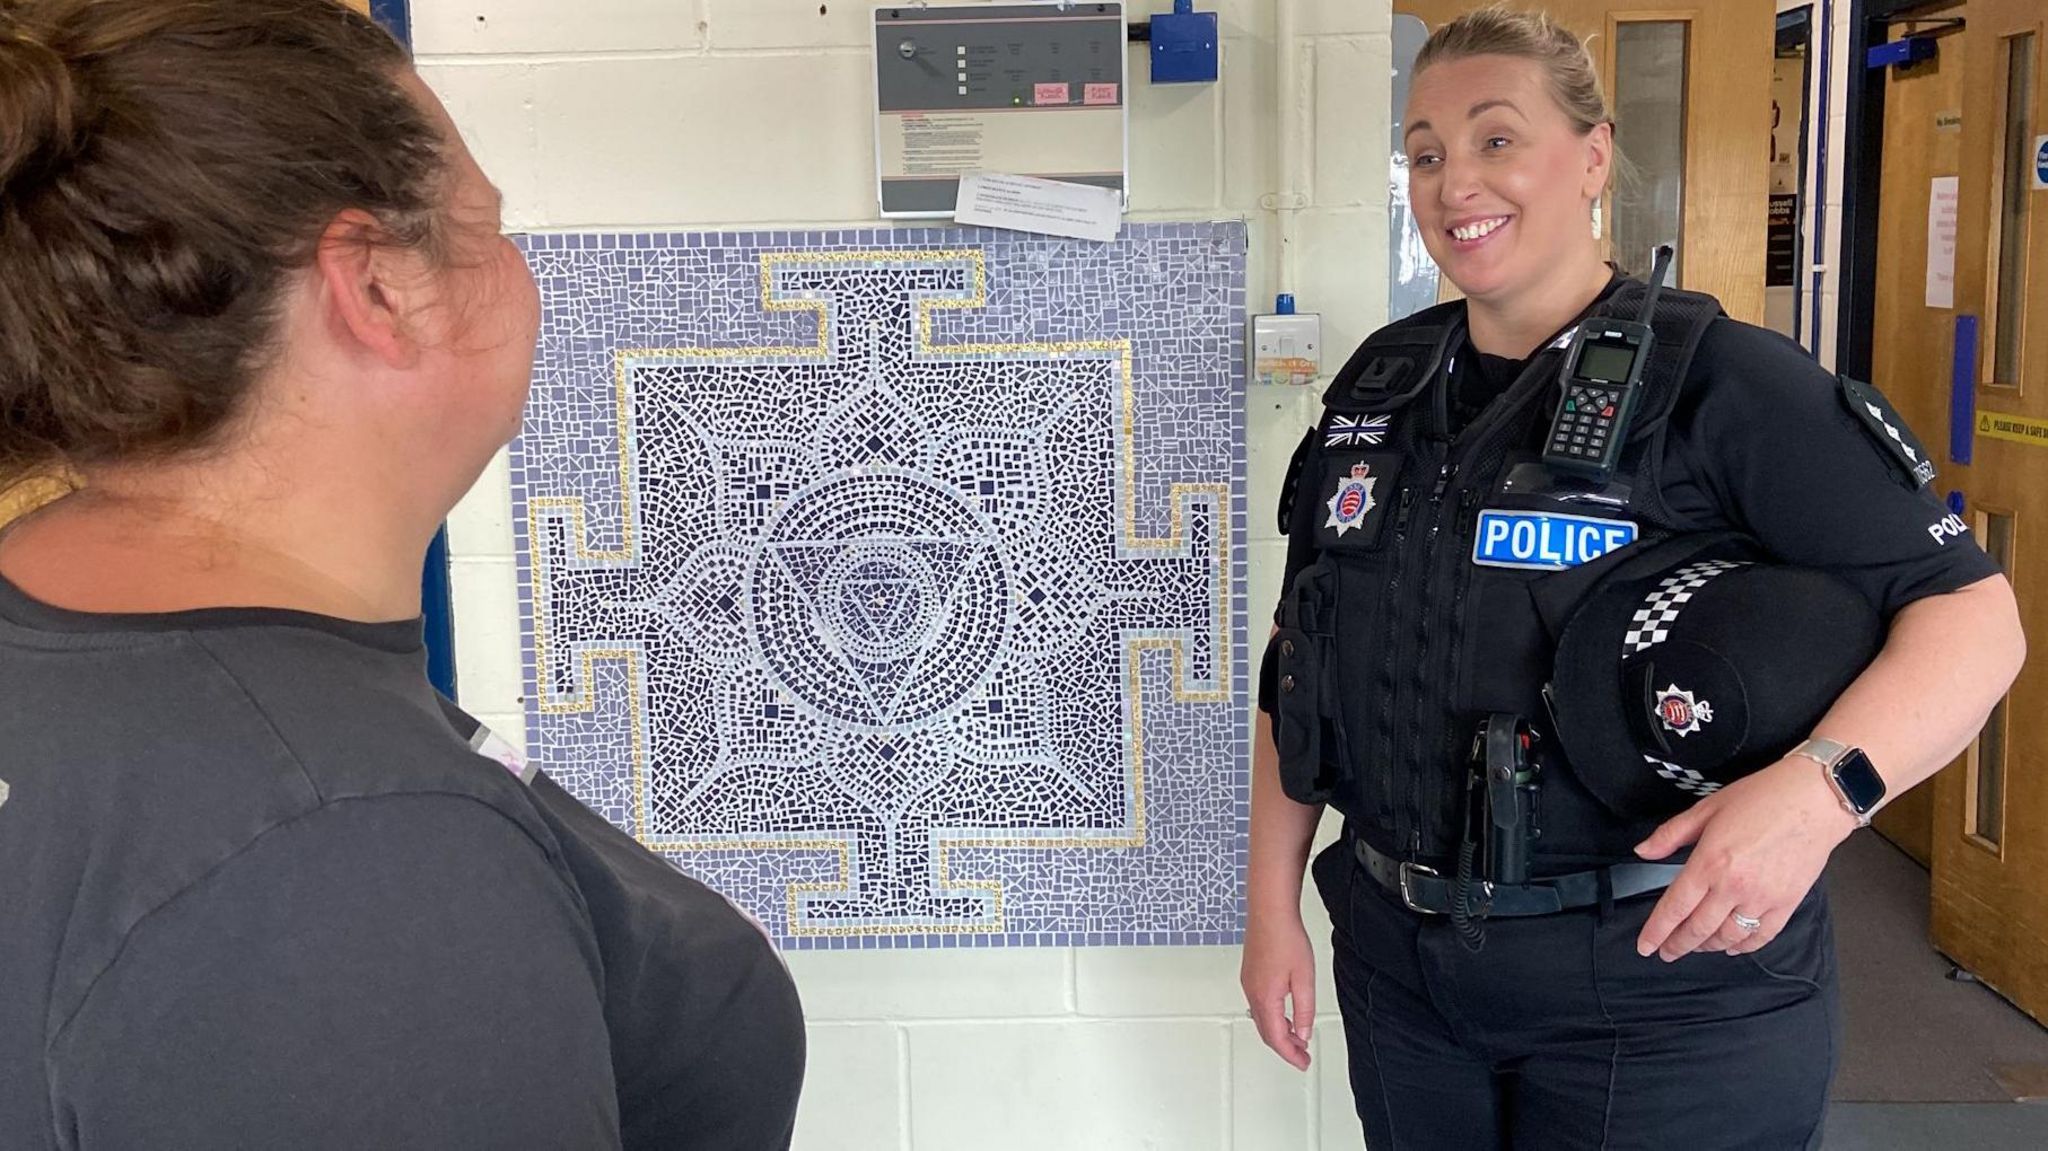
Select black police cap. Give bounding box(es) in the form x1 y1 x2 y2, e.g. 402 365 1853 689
1547 532 1883 821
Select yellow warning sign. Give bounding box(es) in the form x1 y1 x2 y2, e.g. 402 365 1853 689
1977 412 2048 448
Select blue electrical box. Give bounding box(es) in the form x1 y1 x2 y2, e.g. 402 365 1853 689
1866 35 1937 70
1151 1 1218 84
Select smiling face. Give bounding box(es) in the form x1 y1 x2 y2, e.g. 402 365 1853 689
1403 53 1613 308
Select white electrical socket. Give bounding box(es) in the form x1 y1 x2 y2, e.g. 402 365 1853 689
1251 313 1322 385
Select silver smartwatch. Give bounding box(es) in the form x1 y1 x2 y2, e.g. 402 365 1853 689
1790 737 1887 827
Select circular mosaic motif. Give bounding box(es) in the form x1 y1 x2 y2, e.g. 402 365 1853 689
749 468 1010 730
657 543 752 666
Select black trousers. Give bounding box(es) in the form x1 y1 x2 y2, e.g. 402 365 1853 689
1313 838 1839 1150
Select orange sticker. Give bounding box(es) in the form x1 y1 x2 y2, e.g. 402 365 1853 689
1034 82 1070 105
1084 82 1119 106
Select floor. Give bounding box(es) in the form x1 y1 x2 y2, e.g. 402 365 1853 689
1821 833 2048 1149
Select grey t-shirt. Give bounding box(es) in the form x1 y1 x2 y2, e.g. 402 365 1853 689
0 576 804 1149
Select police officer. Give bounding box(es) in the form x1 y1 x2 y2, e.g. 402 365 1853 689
1240 9 2026 1149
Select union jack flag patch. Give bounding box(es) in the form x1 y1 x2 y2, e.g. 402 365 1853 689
1324 414 1391 447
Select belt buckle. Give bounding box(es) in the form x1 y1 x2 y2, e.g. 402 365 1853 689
1398 861 1441 915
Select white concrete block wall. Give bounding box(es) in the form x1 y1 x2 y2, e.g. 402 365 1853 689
425 2 1391 1146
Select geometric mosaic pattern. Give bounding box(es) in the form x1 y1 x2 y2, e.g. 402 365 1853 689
511 224 1247 948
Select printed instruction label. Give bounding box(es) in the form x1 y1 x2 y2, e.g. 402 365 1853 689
1926 175 1958 309
954 170 1122 242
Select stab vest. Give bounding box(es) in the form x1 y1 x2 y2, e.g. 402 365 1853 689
1270 279 1724 864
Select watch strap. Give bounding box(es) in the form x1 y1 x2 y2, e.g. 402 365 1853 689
1790 737 1850 770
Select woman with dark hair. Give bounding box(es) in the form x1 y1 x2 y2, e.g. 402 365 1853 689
0 2 804 1146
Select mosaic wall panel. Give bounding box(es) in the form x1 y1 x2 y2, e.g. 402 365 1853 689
511 224 1247 948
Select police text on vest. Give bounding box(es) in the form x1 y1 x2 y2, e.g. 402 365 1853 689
1473 510 1640 570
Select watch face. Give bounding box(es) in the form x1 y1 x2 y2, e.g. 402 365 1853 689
1831 749 1888 813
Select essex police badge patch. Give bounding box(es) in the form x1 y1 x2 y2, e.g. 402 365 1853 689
1325 462 1378 537
1653 683 1714 737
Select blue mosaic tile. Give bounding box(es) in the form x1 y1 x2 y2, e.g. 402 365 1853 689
511 224 1247 948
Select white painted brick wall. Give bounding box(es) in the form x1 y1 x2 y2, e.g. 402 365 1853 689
422 2 1391 1145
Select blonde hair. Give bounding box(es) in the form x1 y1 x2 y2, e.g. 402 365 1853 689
1413 4 1636 197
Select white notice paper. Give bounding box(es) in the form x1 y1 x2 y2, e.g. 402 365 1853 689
953 171 1123 243
1926 175 1958 309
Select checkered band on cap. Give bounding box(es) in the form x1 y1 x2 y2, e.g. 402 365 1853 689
1646 754 1724 797
1622 560 1748 655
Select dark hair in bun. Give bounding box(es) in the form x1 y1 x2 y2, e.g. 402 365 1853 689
0 0 447 488
0 9 83 193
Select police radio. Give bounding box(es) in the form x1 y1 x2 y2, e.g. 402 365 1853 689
1541 246 1674 482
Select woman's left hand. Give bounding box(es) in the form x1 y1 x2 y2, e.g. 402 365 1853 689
1631 756 1861 960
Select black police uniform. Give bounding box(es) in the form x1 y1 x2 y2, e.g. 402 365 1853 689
1261 274 2000 1149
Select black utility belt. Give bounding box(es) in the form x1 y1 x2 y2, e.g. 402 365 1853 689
1352 834 1681 918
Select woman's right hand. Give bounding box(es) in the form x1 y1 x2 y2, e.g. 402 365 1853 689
1244 676 1324 1071
1241 900 1316 1070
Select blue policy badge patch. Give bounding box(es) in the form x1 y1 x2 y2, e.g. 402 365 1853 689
1473 510 1639 571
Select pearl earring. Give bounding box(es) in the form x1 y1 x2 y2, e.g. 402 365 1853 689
1591 201 1604 240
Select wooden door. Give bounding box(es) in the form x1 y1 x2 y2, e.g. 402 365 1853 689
1927 0 2048 1025
1867 6 1968 868
1396 0 1776 324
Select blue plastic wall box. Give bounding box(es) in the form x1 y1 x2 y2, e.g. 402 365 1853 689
1151 5 1219 84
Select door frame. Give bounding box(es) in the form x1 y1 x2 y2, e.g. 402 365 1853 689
1839 0 1973 378
1777 6 1817 348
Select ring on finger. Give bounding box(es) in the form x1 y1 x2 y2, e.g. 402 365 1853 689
1731 911 1763 933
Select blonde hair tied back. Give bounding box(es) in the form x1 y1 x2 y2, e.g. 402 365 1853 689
1412 4 1639 204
